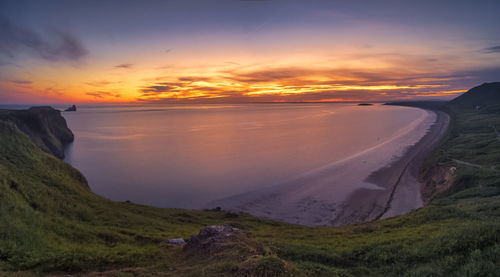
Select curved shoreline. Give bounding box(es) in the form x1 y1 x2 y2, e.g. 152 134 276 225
214 106 449 226
378 110 450 219
332 109 450 225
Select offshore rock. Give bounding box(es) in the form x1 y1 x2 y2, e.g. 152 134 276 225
65 105 77 111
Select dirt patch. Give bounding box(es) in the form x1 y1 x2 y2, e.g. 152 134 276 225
421 164 456 203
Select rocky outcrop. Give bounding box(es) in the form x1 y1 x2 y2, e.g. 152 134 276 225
0 106 74 158
168 238 186 244
65 105 77 112
182 225 290 276
184 225 266 257
185 225 243 254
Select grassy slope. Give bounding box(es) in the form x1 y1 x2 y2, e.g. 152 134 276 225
0 103 499 276
0 121 244 273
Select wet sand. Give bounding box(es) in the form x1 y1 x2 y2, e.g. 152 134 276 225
333 110 450 225
212 108 449 226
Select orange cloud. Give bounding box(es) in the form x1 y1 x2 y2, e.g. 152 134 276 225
2 45 495 104
133 64 465 103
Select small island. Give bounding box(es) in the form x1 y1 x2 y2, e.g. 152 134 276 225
358 103 373 106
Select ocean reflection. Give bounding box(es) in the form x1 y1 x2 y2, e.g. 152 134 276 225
63 103 424 208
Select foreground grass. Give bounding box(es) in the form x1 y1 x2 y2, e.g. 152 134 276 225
0 104 499 276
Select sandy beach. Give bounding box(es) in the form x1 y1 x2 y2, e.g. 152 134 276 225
212 107 450 226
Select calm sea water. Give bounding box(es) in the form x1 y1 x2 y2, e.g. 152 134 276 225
59 104 423 208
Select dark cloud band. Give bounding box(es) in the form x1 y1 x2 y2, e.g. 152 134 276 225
0 15 87 62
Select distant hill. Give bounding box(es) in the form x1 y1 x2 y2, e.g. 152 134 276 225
384 100 448 110
449 82 500 111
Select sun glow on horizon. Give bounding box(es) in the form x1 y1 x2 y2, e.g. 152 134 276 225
1 1 499 104
0 47 491 104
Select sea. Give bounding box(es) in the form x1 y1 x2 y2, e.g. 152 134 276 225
1 103 427 209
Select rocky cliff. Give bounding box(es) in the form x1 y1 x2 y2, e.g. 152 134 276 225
0 106 74 158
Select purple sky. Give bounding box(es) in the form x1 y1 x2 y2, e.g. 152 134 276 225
1 0 499 103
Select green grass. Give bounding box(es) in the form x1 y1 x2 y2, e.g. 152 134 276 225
0 104 499 276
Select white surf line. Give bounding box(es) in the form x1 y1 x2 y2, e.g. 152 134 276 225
282 108 433 182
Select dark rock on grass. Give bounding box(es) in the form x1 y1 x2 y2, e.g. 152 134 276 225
184 225 241 254
183 225 293 276
168 238 186 244
184 225 264 256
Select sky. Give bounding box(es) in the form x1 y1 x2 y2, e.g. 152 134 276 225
1 0 499 104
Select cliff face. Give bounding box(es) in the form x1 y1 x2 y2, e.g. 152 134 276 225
0 106 74 158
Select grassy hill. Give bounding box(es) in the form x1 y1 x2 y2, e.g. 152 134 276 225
450 82 500 112
1 84 500 276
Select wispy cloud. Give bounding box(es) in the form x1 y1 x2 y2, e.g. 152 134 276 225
86 91 121 99
85 80 121 87
141 84 174 94
177 76 212 82
135 62 482 103
113 63 134 69
11 80 32 84
0 15 87 62
220 66 449 86
483 45 500 53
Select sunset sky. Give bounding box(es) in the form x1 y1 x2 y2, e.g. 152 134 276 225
1 0 499 104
